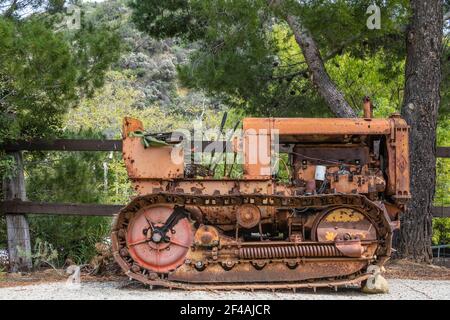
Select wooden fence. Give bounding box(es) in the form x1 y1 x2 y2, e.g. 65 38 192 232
0 139 449 271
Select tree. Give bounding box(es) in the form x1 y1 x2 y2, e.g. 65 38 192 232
0 1 121 143
0 0 121 207
130 0 408 117
0 1 121 267
272 0 356 117
399 0 444 261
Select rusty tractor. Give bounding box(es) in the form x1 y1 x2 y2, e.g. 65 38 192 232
112 100 410 291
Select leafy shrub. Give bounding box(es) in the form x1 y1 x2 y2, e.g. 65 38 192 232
24 130 130 266
432 218 450 245
17 238 59 270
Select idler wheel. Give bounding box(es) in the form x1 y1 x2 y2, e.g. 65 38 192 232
236 204 261 229
194 225 219 247
313 207 377 242
126 205 194 273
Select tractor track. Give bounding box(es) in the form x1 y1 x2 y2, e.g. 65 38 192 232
111 192 392 290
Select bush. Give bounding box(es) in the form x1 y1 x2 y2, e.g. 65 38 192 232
29 217 111 266
23 131 132 266
432 218 450 245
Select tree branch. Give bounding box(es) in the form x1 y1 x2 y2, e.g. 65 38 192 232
284 14 356 118
267 0 356 117
2 0 18 18
270 33 363 82
444 10 450 22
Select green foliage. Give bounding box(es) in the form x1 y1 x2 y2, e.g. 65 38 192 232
279 0 409 56
433 35 450 246
18 238 59 270
0 3 122 235
327 51 405 116
25 153 116 266
65 70 226 137
129 0 206 41
432 218 450 245
0 152 15 180
28 215 111 266
130 0 410 117
0 17 75 139
435 159 450 207
0 14 120 139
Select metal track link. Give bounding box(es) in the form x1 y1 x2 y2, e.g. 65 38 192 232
125 269 370 292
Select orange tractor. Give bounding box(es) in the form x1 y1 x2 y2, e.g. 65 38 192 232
112 102 410 291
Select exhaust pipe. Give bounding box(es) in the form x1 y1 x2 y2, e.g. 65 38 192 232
363 96 373 119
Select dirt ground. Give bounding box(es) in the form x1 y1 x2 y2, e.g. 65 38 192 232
1 259 449 289
0 268 119 288
384 259 450 280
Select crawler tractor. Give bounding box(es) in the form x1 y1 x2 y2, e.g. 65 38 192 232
112 101 410 291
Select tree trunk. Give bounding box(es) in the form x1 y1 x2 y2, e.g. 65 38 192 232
399 0 443 261
285 15 357 118
3 152 32 271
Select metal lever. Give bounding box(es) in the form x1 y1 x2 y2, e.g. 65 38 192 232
151 206 189 243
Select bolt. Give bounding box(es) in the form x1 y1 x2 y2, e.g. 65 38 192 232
149 272 158 280
152 232 162 243
131 264 140 273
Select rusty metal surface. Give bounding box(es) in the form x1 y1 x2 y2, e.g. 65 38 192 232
194 225 219 247
112 113 410 290
313 207 377 242
236 204 261 229
112 192 392 289
126 205 194 273
168 260 367 283
122 117 184 179
293 146 370 166
387 114 411 204
243 118 392 135
126 269 371 291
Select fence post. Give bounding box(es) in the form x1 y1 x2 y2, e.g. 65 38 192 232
2 151 32 272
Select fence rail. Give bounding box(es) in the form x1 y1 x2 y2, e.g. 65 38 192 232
1 139 123 152
437 147 450 158
1 200 122 216
1 200 449 217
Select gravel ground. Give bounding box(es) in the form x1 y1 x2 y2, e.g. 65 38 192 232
0 279 449 300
